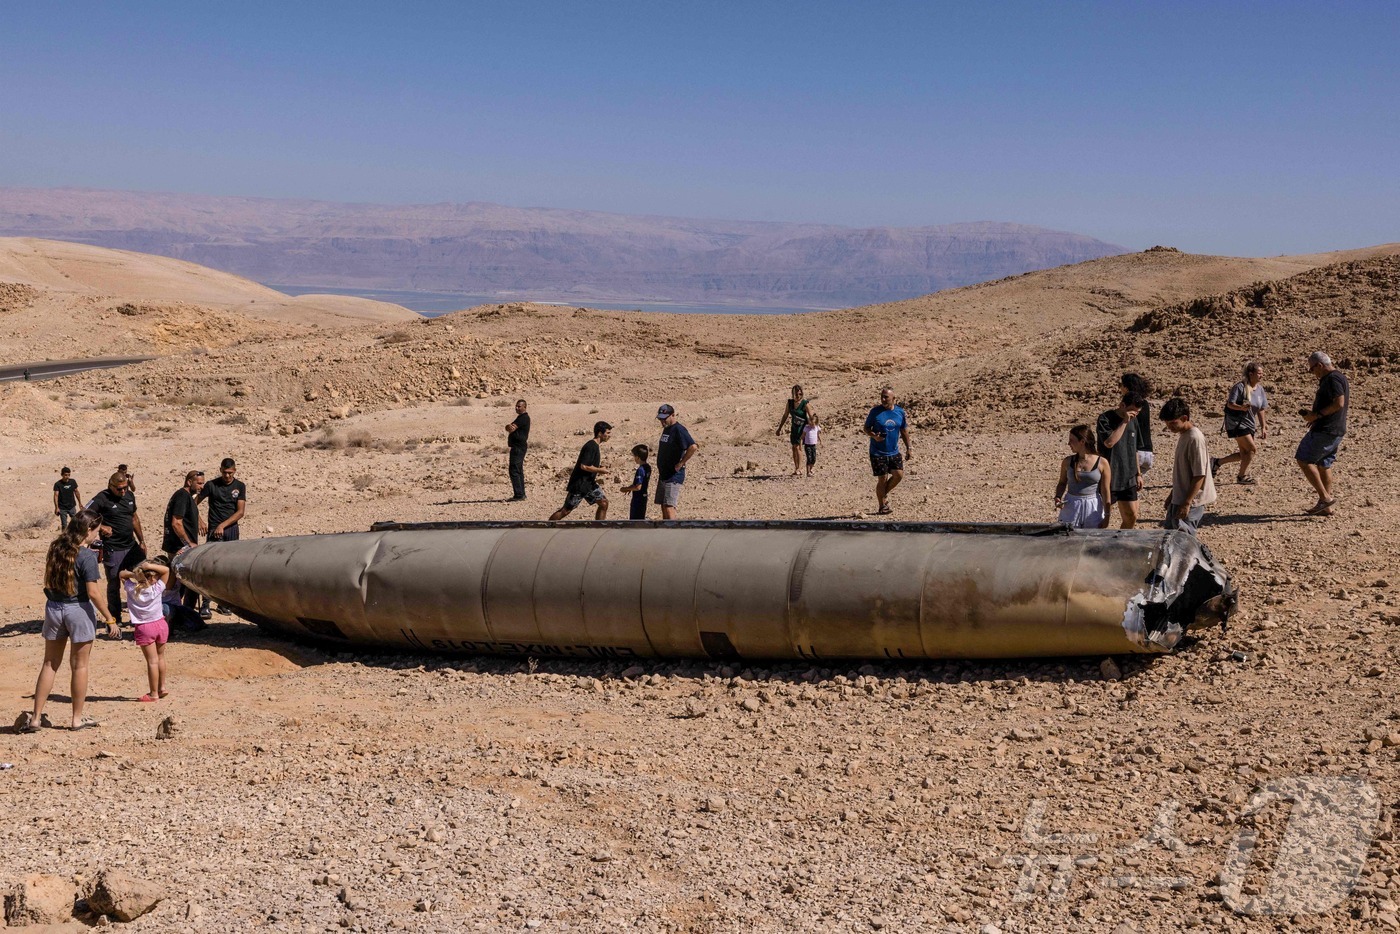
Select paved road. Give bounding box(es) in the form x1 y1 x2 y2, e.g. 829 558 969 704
0 356 153 383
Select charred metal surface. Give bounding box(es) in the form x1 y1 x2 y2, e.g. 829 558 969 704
174 522 1236 661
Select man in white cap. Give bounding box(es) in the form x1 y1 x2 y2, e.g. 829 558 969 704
655 404 699 520
1296 351 1349 516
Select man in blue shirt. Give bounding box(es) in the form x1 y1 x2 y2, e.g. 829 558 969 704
863 386 912 515
655 404 699 520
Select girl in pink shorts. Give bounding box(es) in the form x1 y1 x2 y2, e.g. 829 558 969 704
120 559 171 702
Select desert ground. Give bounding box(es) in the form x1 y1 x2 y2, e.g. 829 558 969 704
2 237 1400 932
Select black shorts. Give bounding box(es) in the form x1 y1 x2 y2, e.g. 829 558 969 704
1111 486 1138 503
804 444 817 466
1226 427 1255 439
870 452 904 477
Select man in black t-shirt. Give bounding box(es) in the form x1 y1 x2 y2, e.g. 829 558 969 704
90 471 146 628
506 399 531 501
163 470 206 556
196 458 247 617
164 470 206 611
1096 393 1146 528
1296 351 1351 516
549 422 611 521
53 467 81 530
198 458 247 542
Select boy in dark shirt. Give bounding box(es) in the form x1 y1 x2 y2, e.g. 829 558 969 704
1096 393 1146 528
53 467 81 530
620 444 652 520
549 422 611 521
198 458 247 542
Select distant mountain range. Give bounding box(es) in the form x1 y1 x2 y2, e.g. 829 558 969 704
0 187 1126 308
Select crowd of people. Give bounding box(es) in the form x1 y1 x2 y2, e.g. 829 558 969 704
20 351 1349 732
1054 352 1350 532
17 458 248 732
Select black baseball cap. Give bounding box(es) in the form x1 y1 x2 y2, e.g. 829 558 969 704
656 404 676 419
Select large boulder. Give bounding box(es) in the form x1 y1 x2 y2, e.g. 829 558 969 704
3 873 74 925
84 870 161 923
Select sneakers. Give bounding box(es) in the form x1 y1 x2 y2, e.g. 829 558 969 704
199 606 212 620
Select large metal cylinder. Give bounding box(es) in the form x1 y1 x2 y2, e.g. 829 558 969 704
173 520 1235 660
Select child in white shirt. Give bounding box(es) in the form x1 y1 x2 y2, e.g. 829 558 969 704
801 419 821 477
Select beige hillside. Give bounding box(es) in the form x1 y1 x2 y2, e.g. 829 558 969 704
0 236 416 327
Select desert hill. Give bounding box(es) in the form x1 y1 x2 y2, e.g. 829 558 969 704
883 248 1400 438
0 238 417 366
0 186 1125 307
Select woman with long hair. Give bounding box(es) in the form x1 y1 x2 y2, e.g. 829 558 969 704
16 509 114 732
1054 425 1112 529
774 384 817 478
1215 361 1268 484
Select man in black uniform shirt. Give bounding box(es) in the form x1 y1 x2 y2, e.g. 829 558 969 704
164 470 206 556
506 399 531 501
90 471 145 633
196 458 247 617
164 470 206 611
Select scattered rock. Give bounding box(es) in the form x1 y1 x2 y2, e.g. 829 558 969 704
1099 658 1122 681
155 716 178 740
85 870 162 923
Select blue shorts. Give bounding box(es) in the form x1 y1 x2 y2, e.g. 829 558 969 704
1295 432 1342 468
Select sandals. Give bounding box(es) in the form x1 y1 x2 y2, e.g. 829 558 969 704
138 694 157 703
1235 475 1257 485
1306 499 1336 516
876 505 893 515
1210 457 1221 477
71 716 99 731
14 712 38 734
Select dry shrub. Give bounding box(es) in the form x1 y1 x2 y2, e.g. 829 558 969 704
492 398 513 407
9 511 54 532
351 473 374 491
381 330 413 345
219 412 250 425
346 430 373 448
304 429 345 450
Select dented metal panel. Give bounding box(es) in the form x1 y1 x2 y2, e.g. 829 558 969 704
173 520 1235 661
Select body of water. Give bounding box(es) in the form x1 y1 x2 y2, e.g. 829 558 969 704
270 285 832 317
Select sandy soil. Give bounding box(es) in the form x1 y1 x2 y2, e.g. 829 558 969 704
2 240 1399 932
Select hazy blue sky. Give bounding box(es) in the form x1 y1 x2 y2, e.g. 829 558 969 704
2 1 1396 254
